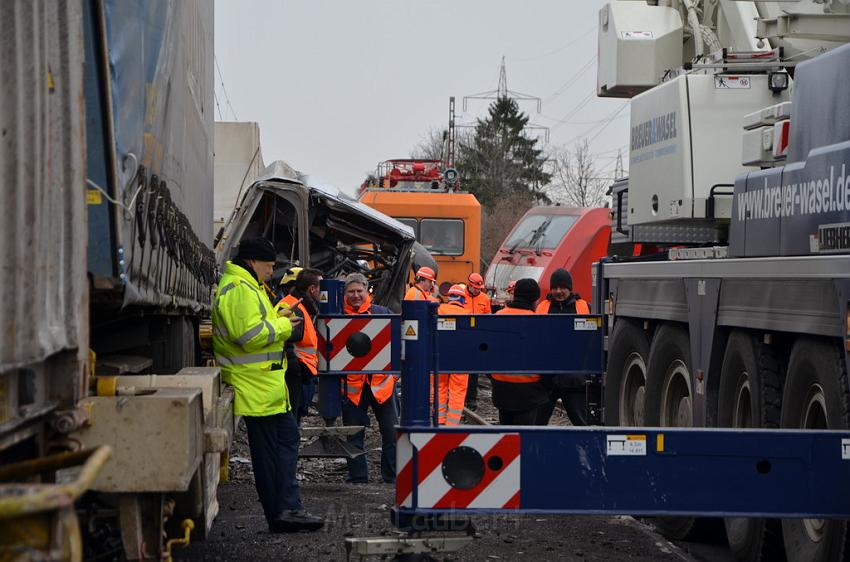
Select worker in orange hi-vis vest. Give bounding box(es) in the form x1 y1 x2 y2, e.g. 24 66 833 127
404 266 439 302
434 285 471 426
463 272 492 314
340 272 397 484
462 272 491 413
490 278 551 425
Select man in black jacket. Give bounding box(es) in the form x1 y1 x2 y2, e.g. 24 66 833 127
535 268 590 426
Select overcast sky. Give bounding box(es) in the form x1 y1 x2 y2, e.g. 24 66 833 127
214 0 630 195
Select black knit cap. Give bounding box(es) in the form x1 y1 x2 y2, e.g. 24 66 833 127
550 268 573 290
237 238 276 262
513 278 540 305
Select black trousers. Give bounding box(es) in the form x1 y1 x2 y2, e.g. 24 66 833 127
286 361 303 424
465 374 479 403
497 408 539 425
243 412 303 523
535 390 588 426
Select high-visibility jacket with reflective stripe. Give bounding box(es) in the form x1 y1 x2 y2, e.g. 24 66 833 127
491 307 541 384
281 294 318 375
404 285 438 302
464 290 492 314
212 261 293 416
536 298 590 315
437 302 470 425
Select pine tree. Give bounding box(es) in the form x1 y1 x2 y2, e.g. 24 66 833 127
458 96 551 208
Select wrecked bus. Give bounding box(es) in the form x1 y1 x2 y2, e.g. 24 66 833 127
216 161 431 310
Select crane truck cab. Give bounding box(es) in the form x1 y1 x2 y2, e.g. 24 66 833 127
485 206 611 308
359 159 481 296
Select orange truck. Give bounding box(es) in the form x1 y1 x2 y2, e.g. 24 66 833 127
359 159 481 296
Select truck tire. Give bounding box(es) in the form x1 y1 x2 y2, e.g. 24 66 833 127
605 319 650 426
780 338 849 562
717 331 784 562
606 318 656 532
644 324 698 540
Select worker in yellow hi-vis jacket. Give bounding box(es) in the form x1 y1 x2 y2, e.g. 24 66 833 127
212 237 324 533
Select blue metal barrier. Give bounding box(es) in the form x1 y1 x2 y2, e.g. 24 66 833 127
317 279 345 419
314 297 850 523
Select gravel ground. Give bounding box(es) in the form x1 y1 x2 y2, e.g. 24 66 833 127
178 380 728 561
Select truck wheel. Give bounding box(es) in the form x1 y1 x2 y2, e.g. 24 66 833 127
780 338 849 562
717 331 784 562
605 319 650 426
644 324 698 540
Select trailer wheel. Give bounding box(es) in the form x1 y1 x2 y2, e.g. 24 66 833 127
644 324 699 540
717 331 784 562
605 319 650 426
780 338 849 562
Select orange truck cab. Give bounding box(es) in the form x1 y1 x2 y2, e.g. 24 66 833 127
359 159 481 296
484 206 610 307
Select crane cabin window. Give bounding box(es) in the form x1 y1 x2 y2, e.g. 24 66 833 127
420 218 464 256
397 218 419 237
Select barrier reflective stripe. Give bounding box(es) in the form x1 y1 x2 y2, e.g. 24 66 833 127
235 322 265 346
216 351 279 365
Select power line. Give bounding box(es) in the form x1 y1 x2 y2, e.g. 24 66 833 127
214 55 239 121
549 89 596 131
542 56 596 105
560 102 627 146
515 25 598 62
586 102 629 146
213 90 224 120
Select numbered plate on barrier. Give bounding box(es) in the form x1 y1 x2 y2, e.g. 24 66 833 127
317 315 400 374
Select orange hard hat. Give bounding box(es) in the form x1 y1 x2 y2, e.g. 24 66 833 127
467 272 485 289
506 279 517 294
416 266 436 281
448 284 466 298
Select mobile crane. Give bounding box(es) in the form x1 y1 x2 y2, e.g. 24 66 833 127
595 1 850 560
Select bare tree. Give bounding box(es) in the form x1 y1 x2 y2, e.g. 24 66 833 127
548 140 609 208
411 128 447 161
480 191 535 270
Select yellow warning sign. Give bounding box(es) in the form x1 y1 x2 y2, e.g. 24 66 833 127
87 189 103 205
401 320 418 341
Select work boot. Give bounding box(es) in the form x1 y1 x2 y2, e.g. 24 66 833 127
269 509 325 533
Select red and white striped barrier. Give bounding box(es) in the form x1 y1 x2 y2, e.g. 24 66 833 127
396 431 521 510
317 317 393 373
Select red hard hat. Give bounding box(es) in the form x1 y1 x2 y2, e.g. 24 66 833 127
467 273 485 289
416 266 436 281
448 284 466 298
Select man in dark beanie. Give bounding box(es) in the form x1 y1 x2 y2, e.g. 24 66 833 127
535 268 591 426
212 237 324 532
489 278 551 425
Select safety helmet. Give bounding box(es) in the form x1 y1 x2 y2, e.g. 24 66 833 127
448 284 466 298
467 272 485 289
279 266 303 287
416 266 436 282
